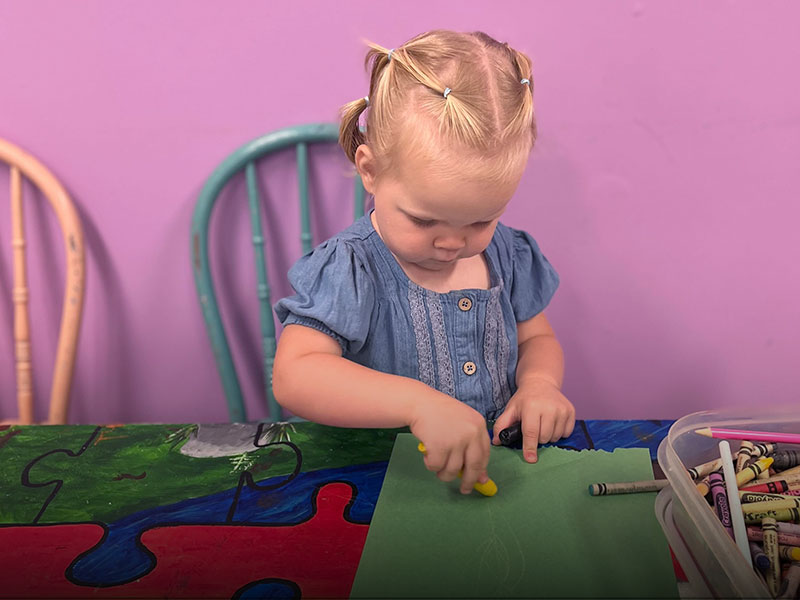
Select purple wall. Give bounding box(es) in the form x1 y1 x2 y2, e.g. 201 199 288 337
1 1 798 423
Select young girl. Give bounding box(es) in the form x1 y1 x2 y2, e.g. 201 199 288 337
273 30 575 494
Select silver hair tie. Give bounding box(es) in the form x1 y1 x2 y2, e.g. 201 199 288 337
364 96 369 106
520 78 530 85
443 87 452 99
387 48 394 61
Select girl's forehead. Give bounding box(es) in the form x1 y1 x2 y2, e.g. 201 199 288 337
389 168 515 222
388 150 522 219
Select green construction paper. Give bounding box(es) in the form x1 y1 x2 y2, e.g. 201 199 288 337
351 433 678 598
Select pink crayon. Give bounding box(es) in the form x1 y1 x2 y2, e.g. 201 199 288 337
709 472 734 539
695 427 800 446
747 526 800 547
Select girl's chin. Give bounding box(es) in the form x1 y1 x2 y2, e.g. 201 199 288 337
416 259 458 271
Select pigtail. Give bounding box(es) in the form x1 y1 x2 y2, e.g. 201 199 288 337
341 30 538 183
338 43 395 164
440 90 486 147
505 48 537 144
338 96 370 164
364 43 393 100
395 39 488 147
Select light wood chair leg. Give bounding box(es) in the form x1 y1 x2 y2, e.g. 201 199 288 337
2 138 85 425
10 166 34 425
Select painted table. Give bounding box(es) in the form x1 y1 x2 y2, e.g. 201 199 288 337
0 420 674 598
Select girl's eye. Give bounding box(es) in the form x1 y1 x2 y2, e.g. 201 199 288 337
472 221 492 229
410 217 436 228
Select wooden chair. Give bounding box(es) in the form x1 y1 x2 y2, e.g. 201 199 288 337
0 138 85 424
191 123 365 423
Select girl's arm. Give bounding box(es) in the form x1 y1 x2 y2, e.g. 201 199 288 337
274 323 429 427
491 312 575 462
515 311 564 390
273 324 492 493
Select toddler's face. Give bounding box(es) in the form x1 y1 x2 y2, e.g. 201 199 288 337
367 151 523 273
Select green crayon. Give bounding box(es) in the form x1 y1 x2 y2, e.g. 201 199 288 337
588 479 669 495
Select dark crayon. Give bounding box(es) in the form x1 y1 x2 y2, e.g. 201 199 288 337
773 450 800 471
498 422 522 447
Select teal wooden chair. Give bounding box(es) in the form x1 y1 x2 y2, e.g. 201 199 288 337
191 123 366 422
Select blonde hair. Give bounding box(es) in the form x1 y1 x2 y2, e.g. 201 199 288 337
339 30 536 183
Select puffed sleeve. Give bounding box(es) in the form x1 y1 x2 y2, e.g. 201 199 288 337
274 239 375 354
510 229 560 322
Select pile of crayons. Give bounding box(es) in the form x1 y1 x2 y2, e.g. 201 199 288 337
588 426 800 598
691 427 800 598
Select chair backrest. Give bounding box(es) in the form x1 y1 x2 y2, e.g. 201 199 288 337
191 123 365 423
0 138 86 424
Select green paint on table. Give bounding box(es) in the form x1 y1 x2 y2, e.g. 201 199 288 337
351 433 678 598
0 423 400 524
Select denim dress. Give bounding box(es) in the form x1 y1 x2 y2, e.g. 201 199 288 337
274 213 559 420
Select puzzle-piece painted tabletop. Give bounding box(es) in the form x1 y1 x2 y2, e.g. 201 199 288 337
0 420 673 598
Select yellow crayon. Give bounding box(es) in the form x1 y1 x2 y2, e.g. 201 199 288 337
778 545 800 562
696 476 711 498
736 457 774 488
688 457 723 480
742 498 800 514
417 442 498 497
740 491 799 503
736 441 754 473
745 508 800 526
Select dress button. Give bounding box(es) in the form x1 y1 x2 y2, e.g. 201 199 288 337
462 361 477 375
458 297 472 311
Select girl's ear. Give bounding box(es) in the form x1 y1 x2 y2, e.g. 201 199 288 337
354 144 378 194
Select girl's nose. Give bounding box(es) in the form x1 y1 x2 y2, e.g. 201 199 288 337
434 235 466 251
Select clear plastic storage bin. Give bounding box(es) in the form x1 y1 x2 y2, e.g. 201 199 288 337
656 404 799 598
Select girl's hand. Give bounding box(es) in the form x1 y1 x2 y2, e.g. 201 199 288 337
408 394 491 494
491 377 575 463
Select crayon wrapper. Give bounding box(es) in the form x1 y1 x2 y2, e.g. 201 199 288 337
763 518 781 598
742 498 800 514
747 527 800 547
744 508 800 526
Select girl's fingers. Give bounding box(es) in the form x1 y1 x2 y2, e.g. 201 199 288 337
491 411 516 445
460 440 490 494
522 416 541 463
437 448 464 482
537 413 555 447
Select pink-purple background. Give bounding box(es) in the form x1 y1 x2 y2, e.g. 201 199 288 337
1 1 798 424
